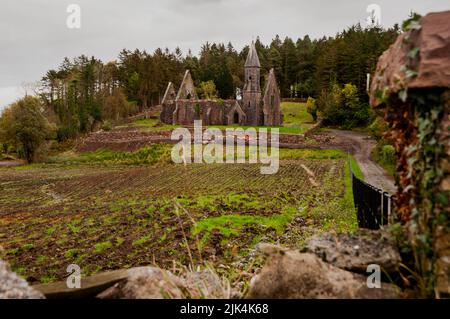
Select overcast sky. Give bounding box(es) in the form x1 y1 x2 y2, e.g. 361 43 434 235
1 0 449 111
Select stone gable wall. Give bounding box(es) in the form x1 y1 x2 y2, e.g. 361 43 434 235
159 101 176 124
173 99 237 125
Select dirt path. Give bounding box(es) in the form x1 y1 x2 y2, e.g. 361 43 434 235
324 129 397 194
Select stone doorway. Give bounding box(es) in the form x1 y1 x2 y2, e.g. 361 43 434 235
233 112 239 124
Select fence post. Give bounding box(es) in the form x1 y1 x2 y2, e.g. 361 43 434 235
387 194 395 225
387 195 391 217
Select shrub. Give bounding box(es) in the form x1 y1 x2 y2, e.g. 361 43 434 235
341 84 359 110
368 116 388 140
317 84 342 124
317 83 370 128
372 141 396 176
101 120 112 131
380 145 395 164
0 96 53 162
198 80 217 99
306 97 317 121
103 89 135 120
56 126 77 142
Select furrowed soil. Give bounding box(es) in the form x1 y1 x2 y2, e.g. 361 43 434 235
0 156 354 284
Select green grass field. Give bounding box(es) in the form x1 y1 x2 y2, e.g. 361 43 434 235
281 102 314 133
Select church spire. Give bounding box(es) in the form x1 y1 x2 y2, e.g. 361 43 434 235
245 41 261 68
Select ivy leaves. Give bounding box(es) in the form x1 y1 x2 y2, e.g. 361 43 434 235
402 12 422 32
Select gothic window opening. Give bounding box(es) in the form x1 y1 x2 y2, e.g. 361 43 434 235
194 103 200 120
233 112 239 124
271 95 275 108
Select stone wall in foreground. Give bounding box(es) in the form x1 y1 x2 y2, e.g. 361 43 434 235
0 259 44 299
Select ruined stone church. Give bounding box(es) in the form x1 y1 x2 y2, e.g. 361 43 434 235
160 42 283 126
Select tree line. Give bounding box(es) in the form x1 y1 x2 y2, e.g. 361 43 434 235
1 22 400 161
39 23 399 134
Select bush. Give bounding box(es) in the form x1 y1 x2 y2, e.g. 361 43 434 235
101 120 113 131
380 145 395 164
317 83 370 128
198 80 217 99
103 89 135 120
372 141 396 176
0 96 53 162
368 116 389 140
306 97 317 121
56 126 77 142
317 84 342 124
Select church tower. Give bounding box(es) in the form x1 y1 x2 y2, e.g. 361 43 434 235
243 42 262 126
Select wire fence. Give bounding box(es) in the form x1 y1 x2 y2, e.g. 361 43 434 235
349 160 394 230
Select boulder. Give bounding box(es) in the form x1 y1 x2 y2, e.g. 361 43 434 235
182 269 230 299
31 264 230 299
306 230 401 274
247 244 402 299
0 260 44 299
97 267 229 299
96 267 184 299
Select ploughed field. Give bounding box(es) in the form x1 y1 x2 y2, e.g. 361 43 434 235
0 148 356 284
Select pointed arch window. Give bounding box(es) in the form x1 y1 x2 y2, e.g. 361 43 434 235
233 112 239 124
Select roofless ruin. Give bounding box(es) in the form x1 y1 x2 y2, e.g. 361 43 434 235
160 42 283 126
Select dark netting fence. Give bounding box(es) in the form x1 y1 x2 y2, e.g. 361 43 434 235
350 163 394 230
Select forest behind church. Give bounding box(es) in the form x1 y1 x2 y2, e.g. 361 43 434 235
3 22 400 143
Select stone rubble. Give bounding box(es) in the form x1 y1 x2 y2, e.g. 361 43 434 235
0 260 44 299
247 244 402 299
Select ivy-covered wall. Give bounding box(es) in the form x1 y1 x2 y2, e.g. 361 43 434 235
383 90 449 297
370 11 450 297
